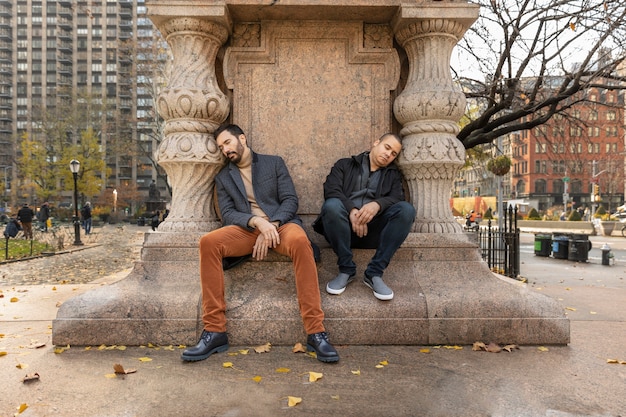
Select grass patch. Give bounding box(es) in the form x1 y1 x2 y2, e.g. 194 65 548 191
1 238 54 261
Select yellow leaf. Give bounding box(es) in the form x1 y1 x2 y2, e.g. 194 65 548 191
147 343 157 348
590 311 597 315
17 403 28 413
607 359 618 363
97 344 107 350
537 346 549 352
116 346 127 351
138 357 152 362
287 396 302 407
104 373 117 379
252 375 262 383
378 360 388 366
254 342 272 353
177 345 186 349
375 364 385 369
52 286 57 291
569 22 576 31
238 349 249 355
306 351 317 359
84 346 92 351
419 348 431 354
308 371 323 382
503 344 519 352
10 297 19 302
292 343 306 353
351 369 361 375
222 362 234 368
565 307 576 311
331 395 340 400
227 352 239 356
54 345 70 354
16 363 28 369
275 367 290 373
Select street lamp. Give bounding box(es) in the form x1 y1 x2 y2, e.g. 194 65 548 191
69 159 83 246
113 189 117 212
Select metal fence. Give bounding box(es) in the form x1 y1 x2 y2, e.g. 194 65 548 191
476 206 521 279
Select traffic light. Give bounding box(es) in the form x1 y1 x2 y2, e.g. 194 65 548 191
592 183 599 195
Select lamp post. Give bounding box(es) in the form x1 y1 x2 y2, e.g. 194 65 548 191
69 159 83 246
113 189 117 212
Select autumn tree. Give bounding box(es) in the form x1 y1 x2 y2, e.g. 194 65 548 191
454 0 626 150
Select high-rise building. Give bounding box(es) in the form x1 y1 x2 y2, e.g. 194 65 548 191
0 0 167 212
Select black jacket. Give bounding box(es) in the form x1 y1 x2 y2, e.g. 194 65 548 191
17 206 35 223
313 152 405 235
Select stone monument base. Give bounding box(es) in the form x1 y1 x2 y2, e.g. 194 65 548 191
52 231 569 346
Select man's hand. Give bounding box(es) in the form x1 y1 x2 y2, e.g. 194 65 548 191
251 217 280 260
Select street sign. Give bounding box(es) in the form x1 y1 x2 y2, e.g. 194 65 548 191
563 176 569 182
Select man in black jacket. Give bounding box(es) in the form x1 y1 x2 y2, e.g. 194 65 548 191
17 203 35 239
313 133 415 301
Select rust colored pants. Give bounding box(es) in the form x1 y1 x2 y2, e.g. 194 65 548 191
199 223 325 335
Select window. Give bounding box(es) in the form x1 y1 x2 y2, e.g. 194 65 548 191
570 126 582 137
535 179 546 194
607 111 616 120
588 126 600 137
606 126 618 137
588 110 598 120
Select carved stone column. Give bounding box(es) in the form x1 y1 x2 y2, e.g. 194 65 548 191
153 17 230 232
393 6 478 233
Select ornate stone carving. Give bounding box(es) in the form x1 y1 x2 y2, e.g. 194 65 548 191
364 24 393 49
393 13 475 233
153 17 230 232
232 23 261 47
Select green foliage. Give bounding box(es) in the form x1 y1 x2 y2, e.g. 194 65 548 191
1 237 51 260
486 155 512 176
567 210 582 221
594 205 607 217
526 207 541 220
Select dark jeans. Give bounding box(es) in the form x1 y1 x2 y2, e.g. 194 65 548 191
319 198 415 278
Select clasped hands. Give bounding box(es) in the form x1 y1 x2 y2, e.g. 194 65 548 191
251 217 280 260
350 202 380 238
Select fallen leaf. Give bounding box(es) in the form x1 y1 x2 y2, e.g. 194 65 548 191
486 342 502 353
292 343 306 353
254 342 271 353
590 311 597 315
419 348 431 354
16 363 28 369
10 297 19 302
351 369 361 376
502 344 519 352
375 364 385 369
607 359 619 364
537 346 549 352
565 307 576 311
138 357 152 362
287 396 302 407
113 364 137 375
238 349 249 355
308 371 323 382
472 342 486 351
379 360 389 366
252 375 262 383
275 367 290 373
22 373 40 383
16 403 28 413
0 351 7 356
26 341 46 349
331 395 340 400
104 373 117 379
54 345 70 354
223 362 234 368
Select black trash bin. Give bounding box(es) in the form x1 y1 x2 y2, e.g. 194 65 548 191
137 217 145 226
551 234 570 259
534 233 552 257
568 234 591 262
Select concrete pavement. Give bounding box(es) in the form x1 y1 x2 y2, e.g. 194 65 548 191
1 225 625 416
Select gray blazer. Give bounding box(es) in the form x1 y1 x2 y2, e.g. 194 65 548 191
215 151 302 230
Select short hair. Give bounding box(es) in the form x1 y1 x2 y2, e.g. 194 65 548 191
214 124 245 140
380 132 402 145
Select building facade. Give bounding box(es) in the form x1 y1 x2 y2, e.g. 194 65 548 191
0 0 167 212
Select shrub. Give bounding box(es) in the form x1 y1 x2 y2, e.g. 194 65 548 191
568 210 582 221
486 155 512 176
526 207 541 220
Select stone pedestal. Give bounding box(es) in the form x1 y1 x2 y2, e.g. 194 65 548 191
53 1 569 347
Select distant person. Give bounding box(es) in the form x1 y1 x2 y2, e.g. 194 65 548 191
313 133 415 301
38 202 50 232
17 203 35 239
3 214 21 239
81 202 92 235
151 210 161 231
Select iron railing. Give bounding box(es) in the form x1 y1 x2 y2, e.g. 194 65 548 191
476 206 521 279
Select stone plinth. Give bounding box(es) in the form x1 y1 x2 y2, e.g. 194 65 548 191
53 232 568 346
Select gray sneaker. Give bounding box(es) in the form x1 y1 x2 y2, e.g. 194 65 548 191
326 273 355 295
363 275 394 300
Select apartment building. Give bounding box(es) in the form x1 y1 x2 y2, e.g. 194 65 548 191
0 0 166 210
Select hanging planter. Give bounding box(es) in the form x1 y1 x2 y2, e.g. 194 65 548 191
487 155 512 176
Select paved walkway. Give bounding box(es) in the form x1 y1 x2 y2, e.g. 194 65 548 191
1 227 625 416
